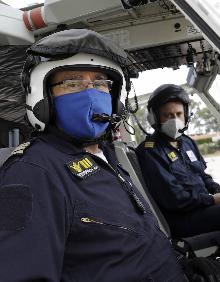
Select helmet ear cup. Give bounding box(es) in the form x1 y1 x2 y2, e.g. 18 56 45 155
147 109 156 128
32 98 50 125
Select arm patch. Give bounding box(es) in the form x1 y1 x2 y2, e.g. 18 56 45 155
0 184 33 231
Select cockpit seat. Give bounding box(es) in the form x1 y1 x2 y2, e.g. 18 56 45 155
113 140 220 253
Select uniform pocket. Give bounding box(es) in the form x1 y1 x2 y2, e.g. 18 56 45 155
73 200 142 238
79 216 140 236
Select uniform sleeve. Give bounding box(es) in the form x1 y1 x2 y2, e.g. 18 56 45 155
136 146 214 213
0 159 71 281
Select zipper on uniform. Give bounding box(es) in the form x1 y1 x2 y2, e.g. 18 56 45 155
81 217 103 225
84 152 146 215
81 217 139 235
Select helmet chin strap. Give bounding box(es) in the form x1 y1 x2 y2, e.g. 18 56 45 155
77 132 111 147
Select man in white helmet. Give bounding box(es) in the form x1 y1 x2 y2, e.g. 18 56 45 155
0 30 187 281
136 84 220 238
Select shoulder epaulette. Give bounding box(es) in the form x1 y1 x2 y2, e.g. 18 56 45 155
10 142 31 157
144 134 155 148
144 141 155 148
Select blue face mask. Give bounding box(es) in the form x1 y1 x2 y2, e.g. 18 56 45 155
54 88 112 139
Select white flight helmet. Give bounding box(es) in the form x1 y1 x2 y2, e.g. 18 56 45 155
22 29 136 131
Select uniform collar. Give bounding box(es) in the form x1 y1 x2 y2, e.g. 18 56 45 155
154 131 183 149
36 126 85 155
35 127 118 166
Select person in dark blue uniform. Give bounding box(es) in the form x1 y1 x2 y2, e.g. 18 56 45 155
136 84 220 238
0 30 187 282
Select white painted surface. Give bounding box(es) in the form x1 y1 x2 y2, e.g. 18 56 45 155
205 156 220 183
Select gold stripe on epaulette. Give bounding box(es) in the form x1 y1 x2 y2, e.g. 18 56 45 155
10 142 31 156
144 141 155 148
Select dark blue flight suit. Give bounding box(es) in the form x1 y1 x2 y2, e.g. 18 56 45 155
0 129 187 282
136 131 220 238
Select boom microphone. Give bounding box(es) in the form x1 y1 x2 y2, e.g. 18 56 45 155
178 112 193 133
92 113 123 124
92 113 111 122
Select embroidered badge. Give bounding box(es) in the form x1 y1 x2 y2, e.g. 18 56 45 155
66 156 100 180
144 141 154 148
10 142 31 157
167 151 178 162
186 150 197 162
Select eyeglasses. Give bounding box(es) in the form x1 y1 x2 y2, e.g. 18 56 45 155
50 79 113 93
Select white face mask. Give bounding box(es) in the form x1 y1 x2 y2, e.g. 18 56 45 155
160 118 185 139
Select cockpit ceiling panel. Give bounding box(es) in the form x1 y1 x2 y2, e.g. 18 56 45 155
0 38 215 125
128 38 213 71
